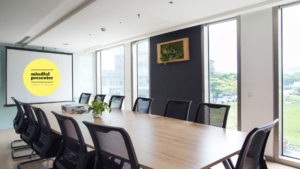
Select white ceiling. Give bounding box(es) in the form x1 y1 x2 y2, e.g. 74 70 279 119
0 0 296 52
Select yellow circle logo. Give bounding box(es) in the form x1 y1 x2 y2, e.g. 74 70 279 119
23 59 61 96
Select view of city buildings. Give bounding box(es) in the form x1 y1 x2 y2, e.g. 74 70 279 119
137 41 149 98
101 46 125 103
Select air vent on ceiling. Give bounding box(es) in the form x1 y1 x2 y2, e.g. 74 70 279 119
16 36 30 45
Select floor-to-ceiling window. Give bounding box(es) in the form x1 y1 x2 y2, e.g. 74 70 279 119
137 40 149 98
281 2 300 159
208 19 238 130
98 45 125 103
73 53 96 103
132 40 150 102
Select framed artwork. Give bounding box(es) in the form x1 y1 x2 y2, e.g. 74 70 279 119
157 38 189 65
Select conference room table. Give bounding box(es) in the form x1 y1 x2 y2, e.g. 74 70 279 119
32 102 247 169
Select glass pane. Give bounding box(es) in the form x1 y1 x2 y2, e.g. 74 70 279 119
282 4 300 158
79 94 90 104
137 41 149 98
110 97 123 108
208 20 237 130
73 53 95 103
101 46 125 103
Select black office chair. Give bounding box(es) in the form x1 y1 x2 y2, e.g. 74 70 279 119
17 107 62 169
52 111 96 169
132 97 154 114
194 103 232 167
12 103 39 159
163 100 192 120
13 99 28 135
11 97 30 149
83 121 140 169
94 94 106 103
109 95 125 109
79 93 92 104
229 119 279 169
194 103 230 128
12 97 22 133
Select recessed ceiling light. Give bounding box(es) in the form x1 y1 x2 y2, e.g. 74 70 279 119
62 43 68 45
169 1 173 4
101 28 106 31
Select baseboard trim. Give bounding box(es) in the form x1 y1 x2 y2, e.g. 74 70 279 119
275 155 300 169
265 155 274 162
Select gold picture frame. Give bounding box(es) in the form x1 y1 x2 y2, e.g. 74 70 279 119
157 37 190 64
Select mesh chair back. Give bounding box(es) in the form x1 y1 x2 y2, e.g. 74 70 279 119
11 97 21 129
11 97 22 133
13 99 28 134
32 107 62 159
132 97 154 114
32 107 52 136
94 94 106 103
52 111 87 167
79 93 92 104
21 103 37 126
194 103 230 128
20 103 39 145
83 121 140 169
164 100 192 120
109 95 125 109
235 119 279 169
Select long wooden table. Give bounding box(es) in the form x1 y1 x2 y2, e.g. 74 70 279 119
32 102 247 169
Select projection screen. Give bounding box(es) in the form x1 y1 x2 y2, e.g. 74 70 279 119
6 47 73 106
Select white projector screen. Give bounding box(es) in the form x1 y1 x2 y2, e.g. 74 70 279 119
6 47 73 105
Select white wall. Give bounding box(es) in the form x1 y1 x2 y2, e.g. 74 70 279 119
241 8 274 156
124 42 133 110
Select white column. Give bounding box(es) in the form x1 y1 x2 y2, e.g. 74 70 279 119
124 42 133 110
241 8 274 156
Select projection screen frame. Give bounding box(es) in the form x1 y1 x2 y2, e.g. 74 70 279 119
5 46 74 107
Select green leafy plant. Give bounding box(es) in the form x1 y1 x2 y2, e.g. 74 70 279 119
86 99 111 118
159 44 183 65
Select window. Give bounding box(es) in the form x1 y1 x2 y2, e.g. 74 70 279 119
208 19 238 130
133 40 150 102
97 46 125 104
73 53 95 103
280 3 300 159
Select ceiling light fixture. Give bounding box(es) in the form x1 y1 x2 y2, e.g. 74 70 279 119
101 28 106 31
62 43 69 45
169 1 173 4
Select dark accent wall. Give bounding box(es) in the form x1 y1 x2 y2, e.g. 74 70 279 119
150 25 202 121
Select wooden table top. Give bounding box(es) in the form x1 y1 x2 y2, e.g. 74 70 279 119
32 102 247 169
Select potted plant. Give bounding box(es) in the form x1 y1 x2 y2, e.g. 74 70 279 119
86 99 111 118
